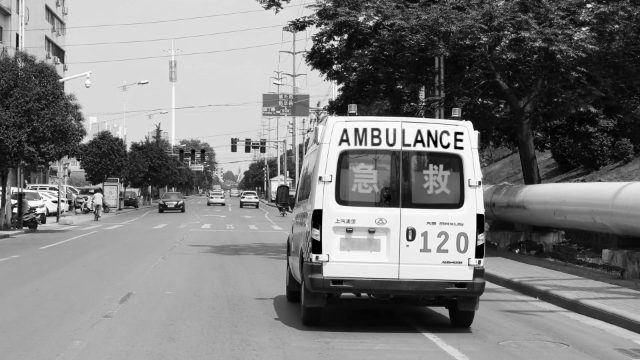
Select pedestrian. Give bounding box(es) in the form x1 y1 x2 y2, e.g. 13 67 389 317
91 188 104 221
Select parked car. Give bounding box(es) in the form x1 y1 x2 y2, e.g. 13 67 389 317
10 190 47 223
158 192 186 213
27 184 81 208
38 191 69 215
207 192 226 206
239 191 259 209
123 191 140 208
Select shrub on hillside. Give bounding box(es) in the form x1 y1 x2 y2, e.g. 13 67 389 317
576 132 614 170
613 138 635 163
550 136 579 170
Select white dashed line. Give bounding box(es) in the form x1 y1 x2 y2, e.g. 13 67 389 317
248 225 258 230
104 225 123 230
271 225 282 231
153 224 167 229
39 231 98 250
0 255 19 262
81 225 101 230
414 327 470 360
226 224 234 229
201 224 211 229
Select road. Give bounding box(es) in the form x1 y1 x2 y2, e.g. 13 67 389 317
1 196 639 360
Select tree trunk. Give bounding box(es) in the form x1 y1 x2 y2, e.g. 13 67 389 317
515 113 541 185
0 169 10 230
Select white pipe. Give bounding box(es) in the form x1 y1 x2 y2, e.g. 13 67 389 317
484 183 640 237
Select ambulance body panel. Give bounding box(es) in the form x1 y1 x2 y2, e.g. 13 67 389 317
286 116 485 327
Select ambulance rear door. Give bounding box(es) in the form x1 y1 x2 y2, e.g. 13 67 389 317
321 119 401 279
398 121 477 281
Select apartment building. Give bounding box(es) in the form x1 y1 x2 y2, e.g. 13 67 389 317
0 0 68 75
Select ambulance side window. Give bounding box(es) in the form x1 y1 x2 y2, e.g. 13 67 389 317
335 150 400 208
401 151 464 209
297 149 317 203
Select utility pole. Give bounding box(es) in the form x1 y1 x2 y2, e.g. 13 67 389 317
281 27 306 190
167 41 180 147
434 56 445 119
272 71 284 188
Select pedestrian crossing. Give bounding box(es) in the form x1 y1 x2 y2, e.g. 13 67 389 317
77 222 286 232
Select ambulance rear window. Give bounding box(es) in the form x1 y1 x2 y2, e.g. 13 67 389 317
402 152 464 209
336 150 400 208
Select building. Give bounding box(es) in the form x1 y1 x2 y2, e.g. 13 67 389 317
0 0 68 75
88 117 123 140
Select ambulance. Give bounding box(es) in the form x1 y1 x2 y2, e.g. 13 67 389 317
285 116 486 327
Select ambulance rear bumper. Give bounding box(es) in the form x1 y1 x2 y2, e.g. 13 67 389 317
303 263 485 296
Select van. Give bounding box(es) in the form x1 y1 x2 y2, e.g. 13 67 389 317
286 116 486 327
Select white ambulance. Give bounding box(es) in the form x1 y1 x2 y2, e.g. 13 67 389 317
286 116 486 327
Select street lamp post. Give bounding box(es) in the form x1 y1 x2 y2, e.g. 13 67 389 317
119 80 149 146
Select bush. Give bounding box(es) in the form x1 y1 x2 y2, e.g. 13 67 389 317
576 132 614 170
613 138 635 163
550 136 579 170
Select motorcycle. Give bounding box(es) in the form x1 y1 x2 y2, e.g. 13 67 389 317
277 203 288 217
11 204 40 230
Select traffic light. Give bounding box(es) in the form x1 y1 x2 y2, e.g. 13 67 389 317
190 149 196 162
231 138 237 152
200 149 206 162
260 139 266 153
179 149 184 161
245 138 251 153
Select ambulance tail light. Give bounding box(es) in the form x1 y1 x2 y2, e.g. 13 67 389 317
311 210 323 254
475 214 485 259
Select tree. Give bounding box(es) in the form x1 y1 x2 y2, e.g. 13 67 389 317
0 51 85 229
222 171 236 182
81 131 127 185
259 0 640 184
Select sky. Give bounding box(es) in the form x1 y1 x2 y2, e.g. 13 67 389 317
63 0 332 176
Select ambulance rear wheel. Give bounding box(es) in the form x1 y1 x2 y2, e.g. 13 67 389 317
286 262 301 303
449 308 475 328
300 279 322 326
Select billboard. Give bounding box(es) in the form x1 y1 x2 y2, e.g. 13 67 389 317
262 93 309 117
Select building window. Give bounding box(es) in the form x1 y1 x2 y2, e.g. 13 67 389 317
45 37 65 64
46 6 66 36
0 26 3 43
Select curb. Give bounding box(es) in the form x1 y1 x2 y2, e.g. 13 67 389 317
485 270 640 334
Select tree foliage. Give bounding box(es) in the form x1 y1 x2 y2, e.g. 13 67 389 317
0 51 85 228
258 0 640 184
179 138 217 190
81 131 127 185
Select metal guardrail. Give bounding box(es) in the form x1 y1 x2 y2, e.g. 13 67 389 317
484 183 640 237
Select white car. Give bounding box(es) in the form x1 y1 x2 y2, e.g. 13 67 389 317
10 190 47 223
38 191 69 215
207 192 226 206
239 191 259 208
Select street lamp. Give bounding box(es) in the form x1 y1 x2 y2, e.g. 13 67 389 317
59 71 92 88
119 80 150 145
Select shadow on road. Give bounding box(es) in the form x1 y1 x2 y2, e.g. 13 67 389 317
271 295 470 334
190 242 286 261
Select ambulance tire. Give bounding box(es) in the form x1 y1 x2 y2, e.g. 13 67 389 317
300 279 322 326
286 262 301 303
449 308 475 328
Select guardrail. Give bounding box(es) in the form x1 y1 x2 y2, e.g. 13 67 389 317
484 182 640 237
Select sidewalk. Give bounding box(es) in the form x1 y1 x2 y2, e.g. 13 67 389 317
485 254 640 334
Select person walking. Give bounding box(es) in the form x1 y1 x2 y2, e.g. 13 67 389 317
92 188 104 221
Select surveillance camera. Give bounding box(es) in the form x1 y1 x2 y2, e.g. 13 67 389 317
84 79 91 88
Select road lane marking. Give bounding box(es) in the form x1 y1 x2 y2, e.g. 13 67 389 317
203 214 226 218
226 224 234 229
201 224 211 229
0 255 19 262
39 231 98 250
413 325 470 360
242 215 254 219
104 225 123 230
81 225 101 230
248 225 258 230
271 225 282 230
153 224 167 229
261 206 280 227
190 229 287 234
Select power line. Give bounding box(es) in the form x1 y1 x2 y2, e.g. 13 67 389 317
16 5 300 32
67 40 292 65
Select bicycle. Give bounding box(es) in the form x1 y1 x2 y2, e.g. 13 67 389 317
94 204 102 221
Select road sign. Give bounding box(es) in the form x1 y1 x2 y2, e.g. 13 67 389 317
190 164 204 171
262 93 310 116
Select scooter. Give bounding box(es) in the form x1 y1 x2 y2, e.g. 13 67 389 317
277 203 288 217
11 205 40 230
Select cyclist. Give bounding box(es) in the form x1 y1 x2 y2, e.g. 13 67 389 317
92 188 104 221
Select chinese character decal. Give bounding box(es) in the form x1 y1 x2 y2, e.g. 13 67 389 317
351 163 380 194
423 164 451 195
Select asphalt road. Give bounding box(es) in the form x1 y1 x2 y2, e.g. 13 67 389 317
1 196 639 360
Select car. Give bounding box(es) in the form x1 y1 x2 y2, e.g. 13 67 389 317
230 188 240 197
27 184 81 209
158 192 186 213
38 191 69 215
207 192 226 206
239 191 259 208
123 191 140 208
10 190 47 223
